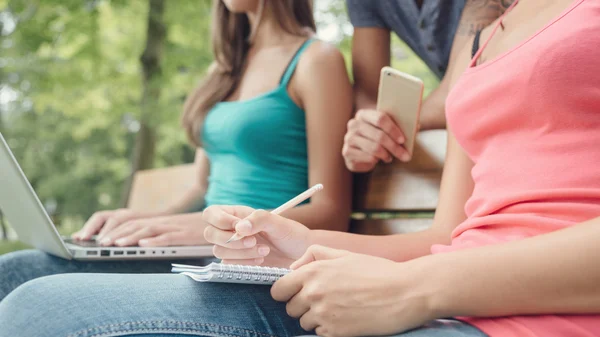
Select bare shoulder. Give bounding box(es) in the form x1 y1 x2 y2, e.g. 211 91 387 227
296 40 348 79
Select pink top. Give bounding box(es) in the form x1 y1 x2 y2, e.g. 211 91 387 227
433 0 600 335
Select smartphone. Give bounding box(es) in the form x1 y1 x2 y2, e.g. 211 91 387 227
376 67 424 159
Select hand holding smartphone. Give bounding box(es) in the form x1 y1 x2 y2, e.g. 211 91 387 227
376 67 424 158
342 67 424 172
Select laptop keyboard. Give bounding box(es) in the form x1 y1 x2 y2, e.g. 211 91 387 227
63 237 103 247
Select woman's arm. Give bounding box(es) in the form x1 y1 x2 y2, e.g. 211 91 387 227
157 149 210 215
424 215 600 318
280 42 353 232
351 27 391 111
307 127 474 261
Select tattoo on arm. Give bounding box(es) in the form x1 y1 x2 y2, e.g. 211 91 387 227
455 0 516 36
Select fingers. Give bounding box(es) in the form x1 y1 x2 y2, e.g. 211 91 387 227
98 216 130 239
342 145 379 173
345 130 392 163
139 230 204 247
202 205 255 231
97 210 139 239
299 310 319 332
356 109 405 144
74 211 114 240
290 245 348 270
286 292 311 319
203 226 257 249
212 244 270 260
113 224 166 247
353 119 408 161
342 110 411 173
234 210 296 240
271 268 309 302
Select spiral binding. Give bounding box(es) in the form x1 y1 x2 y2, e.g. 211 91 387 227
215 263 289 283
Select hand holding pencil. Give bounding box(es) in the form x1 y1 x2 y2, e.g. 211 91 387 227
226 184 324 243
202 185 324 267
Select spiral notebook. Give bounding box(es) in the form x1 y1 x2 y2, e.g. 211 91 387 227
171 263 290 285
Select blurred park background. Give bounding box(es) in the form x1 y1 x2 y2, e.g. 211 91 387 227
0 0 437 254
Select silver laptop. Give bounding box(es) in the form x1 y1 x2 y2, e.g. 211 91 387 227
0 132 213 260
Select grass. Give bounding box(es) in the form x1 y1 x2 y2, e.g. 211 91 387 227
0 218 78 255
0 240 30 255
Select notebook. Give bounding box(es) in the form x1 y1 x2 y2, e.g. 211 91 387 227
171 262 290 285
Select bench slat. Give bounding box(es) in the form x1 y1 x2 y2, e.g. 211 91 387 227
353 130 447 211
128 164 197 212
351 218 433 235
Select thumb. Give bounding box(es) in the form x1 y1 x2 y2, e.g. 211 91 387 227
290 245 348 270
235 210 296 239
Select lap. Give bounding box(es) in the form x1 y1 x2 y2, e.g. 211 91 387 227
0 249 209 300
0 273 304 337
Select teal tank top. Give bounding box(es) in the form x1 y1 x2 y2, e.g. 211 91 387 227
201 39 315 209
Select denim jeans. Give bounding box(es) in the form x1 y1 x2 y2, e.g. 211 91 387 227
0 271 487 337
0 249 212 301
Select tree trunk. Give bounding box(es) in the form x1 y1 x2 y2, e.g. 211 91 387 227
0 210 6 240
119 0 166 207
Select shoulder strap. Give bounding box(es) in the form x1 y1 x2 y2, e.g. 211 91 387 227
471 30 482 59
279 38 316 85
469 0 519 67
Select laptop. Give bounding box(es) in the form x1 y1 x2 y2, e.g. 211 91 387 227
0 132 214 260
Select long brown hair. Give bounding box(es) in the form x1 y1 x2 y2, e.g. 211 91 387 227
182 0 316 146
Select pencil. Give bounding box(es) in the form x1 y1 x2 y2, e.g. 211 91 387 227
225 184 324 243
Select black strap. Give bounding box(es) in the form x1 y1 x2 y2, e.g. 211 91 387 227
472 30 482 59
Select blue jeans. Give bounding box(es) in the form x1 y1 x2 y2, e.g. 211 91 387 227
0 249 212 301
0 272 487 337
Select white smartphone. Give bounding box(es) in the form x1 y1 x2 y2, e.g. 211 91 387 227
376 67 424 158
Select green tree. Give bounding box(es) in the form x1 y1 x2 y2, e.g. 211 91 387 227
1 0 212 226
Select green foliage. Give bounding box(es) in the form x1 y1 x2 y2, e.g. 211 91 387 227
0 240 29 255
1 0 212 224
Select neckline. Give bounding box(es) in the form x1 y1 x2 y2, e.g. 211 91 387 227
466 0 584 73
218 38 313 106
215 85 285 106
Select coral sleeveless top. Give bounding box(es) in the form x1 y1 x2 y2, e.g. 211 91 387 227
434 0 600 335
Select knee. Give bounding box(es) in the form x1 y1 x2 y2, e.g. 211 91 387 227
0 274 70 336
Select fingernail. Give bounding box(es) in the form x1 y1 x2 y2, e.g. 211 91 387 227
139 239 149 246
401 153 411 162
397 137 405 144
236 220 252 234
101 237 112 246
258 246 270 256
243 237 256 248
114 238 126 246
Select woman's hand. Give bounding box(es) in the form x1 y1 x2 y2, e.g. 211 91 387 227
93 213 208 247
72 209 158 241
202 205 312 268
272 245 436 337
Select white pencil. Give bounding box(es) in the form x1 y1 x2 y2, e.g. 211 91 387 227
225 184 324 243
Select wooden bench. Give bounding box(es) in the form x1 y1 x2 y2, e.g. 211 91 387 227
129 130 447 235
